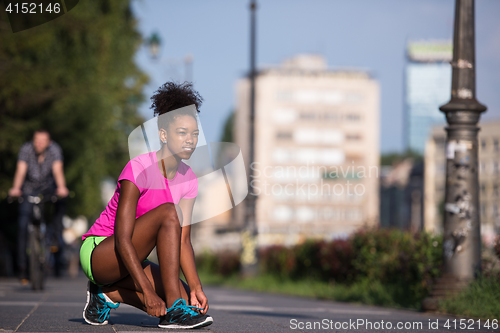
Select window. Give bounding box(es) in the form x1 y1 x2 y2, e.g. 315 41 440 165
480 183 486 195
276 131 292 140
276 90 293 102
296 206 315 223
272 205 293 222
294 129 319 144
299 112 316 120
494 139 499 152
294 129 344 145
272 148 292 163
322 208 334 220
324 113 339 121
321 131 344 145
272 108 297 124
481 139 487 150
346 93 364 104
346 134 362 141
494 184 499 197
344 113 361 122
345 209 363 221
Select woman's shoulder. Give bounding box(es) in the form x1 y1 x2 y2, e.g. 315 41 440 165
178 162 197 179
129 152 156 168
120 152 156 181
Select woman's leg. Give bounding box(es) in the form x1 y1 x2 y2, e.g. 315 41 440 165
91 202 184 308
102 261 191 311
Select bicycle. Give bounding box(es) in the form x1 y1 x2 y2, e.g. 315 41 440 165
8 193 58 290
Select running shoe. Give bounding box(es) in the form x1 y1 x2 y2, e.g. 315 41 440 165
158 299 213 329
83 281 120 325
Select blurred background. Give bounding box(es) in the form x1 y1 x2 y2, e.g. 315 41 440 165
0 0 499 315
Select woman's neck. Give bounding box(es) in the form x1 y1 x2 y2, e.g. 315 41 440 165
156 147 181 180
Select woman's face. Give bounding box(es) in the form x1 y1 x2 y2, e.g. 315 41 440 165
161 115 199 160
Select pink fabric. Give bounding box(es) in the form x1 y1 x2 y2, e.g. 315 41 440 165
82 152 198 240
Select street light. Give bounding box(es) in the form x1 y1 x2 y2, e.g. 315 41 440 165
240 0 259 277
146 32 194 83
422 0 487 311
147 32 161 59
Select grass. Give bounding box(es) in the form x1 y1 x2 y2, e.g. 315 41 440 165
198 270 500 318
438 275 500 320
197 270 424 310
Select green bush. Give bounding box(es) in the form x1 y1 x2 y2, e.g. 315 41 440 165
197 228 443 309
350 228 442 307
259 238 355 282
196 250 240 277
259 245 296 278
316 239 355 283
352 229 442 280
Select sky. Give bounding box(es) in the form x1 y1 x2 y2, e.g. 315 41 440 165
131 0 500 154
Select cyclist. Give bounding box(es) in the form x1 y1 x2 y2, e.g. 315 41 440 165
80 82 213 329
8 129 69 284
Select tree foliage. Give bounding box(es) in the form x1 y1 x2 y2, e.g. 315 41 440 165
380 148 423 166
220 110 234 143
0 0 147 218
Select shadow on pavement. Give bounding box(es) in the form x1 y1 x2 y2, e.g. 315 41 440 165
108 312 159 328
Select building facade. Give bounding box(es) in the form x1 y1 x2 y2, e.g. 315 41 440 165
424 120 500 245
235 55 380 247
380 159 424 232
405 40 452 154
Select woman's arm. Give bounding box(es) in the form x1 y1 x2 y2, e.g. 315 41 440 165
178 197 208 314
115 180 165 316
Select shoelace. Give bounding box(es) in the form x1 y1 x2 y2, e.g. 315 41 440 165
95 293 116 322
97 305 111 322
183 304 204 317
168 300 204 320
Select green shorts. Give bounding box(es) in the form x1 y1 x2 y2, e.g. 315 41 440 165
80 236 107 286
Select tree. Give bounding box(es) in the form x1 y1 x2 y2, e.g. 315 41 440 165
380 149 423 166
220 110 234 143
0 0 148 218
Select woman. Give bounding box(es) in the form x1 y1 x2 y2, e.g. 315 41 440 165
79 82 213 329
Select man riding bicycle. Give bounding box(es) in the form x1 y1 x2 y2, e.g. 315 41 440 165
8 129 69 284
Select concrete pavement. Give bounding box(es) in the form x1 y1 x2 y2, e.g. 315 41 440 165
0 275 496 333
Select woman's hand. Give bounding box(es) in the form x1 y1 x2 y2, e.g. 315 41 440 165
190 288 209 314
143 289 166 317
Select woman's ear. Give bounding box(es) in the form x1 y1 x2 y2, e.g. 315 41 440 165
159 128 167 144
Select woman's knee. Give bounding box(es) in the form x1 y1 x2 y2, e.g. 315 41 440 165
156 203 182 227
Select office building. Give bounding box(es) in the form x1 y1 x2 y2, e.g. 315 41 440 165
406 40 452 154
234 54 380 246
424 120 500 245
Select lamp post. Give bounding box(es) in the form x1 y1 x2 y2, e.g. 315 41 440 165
422 0 486 310
147 32 161 59
240 0 258 277
147 32 194 83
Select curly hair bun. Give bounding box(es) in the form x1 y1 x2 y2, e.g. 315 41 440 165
150 81 203 131
150 81 203 117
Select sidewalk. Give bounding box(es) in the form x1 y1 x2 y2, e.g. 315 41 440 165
0 275 493 333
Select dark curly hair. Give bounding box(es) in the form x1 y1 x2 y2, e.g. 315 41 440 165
150 81 203 131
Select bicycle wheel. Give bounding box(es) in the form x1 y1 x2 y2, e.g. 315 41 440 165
28 225 45 290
